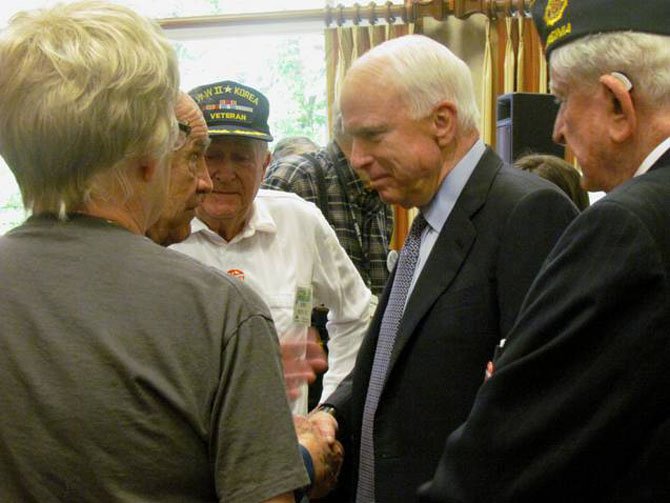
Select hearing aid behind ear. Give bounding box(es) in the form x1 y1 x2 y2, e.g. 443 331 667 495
610 71 633 91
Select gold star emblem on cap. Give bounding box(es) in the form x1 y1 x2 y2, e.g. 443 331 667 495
224 85 233 93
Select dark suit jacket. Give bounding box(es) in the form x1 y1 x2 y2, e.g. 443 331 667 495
418 151 670 502
325 148 579 502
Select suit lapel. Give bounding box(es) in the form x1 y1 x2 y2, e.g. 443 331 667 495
387 148 503 370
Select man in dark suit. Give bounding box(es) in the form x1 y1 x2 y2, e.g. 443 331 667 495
308 35 579 502
418 1 670 501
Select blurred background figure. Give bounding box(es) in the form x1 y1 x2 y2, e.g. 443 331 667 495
515 153 590 210
273 135 320 161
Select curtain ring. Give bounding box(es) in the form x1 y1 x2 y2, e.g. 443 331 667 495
504 0 513 17
368 1 377 25
486 0 497 20
353 3 362 26
517 0 529 17
385 1 396 24
337 3 345 26
325 4 333 27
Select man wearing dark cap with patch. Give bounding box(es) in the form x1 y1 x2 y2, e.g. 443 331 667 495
172 81 372 421
418 1 670 501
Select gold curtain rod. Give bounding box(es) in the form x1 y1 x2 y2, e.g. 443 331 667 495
158 4 410 31
409 0 531 21
156 1 532 31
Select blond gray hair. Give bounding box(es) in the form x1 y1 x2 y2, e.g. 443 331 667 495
350 35 480 133
0 1 180 217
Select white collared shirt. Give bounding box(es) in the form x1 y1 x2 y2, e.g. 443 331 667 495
634 136 670 177
171 189 372 414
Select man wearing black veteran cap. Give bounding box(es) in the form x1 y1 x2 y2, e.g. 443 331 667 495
172 81 371 416
190 80 274 140
419 1 670 501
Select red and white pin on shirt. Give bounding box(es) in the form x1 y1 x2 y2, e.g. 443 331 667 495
226 268 245 281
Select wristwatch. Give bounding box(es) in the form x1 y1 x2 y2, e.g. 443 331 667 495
317 404 337 416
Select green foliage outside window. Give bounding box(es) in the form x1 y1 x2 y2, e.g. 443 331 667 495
0 2 328 234
271 39 328 141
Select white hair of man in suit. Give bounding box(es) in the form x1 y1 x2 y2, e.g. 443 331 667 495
349 35 480 134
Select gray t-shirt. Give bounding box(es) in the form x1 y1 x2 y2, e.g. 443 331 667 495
0 214 308 502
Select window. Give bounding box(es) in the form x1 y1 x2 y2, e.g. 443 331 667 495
0 168 22 235
171 27 327 145
0 1 329 26
0 1 329 234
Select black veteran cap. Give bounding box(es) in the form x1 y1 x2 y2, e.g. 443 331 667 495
188 80 273 141
531 0 670 57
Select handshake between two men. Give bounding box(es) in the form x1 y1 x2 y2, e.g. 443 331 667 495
281 327 344 499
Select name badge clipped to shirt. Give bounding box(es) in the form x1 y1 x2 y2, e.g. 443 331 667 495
293 285 313 326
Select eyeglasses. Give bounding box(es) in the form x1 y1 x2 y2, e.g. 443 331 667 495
178 121 192 136
172 121 192 151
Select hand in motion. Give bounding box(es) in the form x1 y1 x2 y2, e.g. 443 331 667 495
281 327 328 401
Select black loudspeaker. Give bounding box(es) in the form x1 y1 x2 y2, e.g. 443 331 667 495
496 92 564 164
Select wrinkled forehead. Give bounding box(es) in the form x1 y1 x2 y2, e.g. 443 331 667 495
341 71 402 131
175 93 208 140
341 63 391 102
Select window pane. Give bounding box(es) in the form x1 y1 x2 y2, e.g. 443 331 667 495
0 158 25 235
130 1 328 19
1 1 329 27
0 1 330 234
1 2 404 29
172 30 327 147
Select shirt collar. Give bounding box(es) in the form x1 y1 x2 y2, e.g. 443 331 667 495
422 139 486 232
634 136 670 177
190 196 277 244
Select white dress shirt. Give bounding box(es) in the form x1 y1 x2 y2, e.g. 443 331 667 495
171 189 372 414
634 136 670 177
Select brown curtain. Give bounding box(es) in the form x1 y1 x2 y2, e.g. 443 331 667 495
326 18 415 132
491 14 577 164
325 11 416 250
478 13 545 150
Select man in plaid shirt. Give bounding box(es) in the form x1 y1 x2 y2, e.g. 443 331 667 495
263 116 394 298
